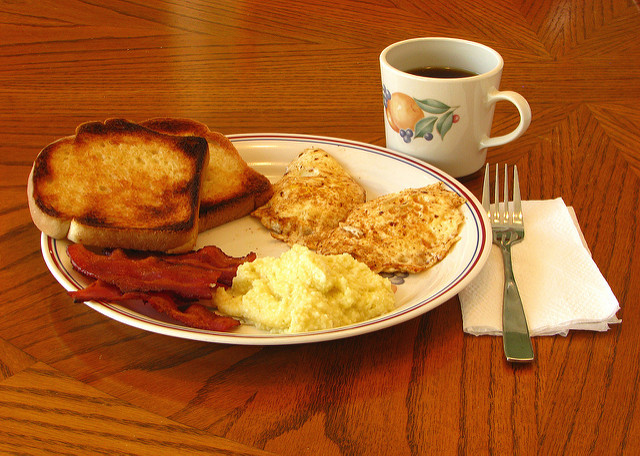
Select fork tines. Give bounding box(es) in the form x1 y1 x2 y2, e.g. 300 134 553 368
482 164 522 227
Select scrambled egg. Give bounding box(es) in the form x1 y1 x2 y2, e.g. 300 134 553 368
213 244 396 333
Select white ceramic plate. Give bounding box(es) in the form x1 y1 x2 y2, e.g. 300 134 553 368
42 133 491 345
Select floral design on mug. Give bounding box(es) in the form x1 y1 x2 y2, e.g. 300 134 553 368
383 85 460 143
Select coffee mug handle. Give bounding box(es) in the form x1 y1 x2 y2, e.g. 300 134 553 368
480 90 531 149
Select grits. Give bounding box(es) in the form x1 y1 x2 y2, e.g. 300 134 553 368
213 244 396 333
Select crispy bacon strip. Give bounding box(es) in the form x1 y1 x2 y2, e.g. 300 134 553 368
165 245 257 267
70 280 240 332
66 244 253 331
67 244 233 299
161 246 257 287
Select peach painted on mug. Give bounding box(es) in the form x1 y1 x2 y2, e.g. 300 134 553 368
383 84 460 144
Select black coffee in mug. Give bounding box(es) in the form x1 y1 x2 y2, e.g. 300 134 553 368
406 66 477 78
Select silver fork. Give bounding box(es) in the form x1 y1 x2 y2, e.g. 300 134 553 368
482 164 534 363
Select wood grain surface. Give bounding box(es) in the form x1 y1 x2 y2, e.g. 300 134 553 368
1 1 639 454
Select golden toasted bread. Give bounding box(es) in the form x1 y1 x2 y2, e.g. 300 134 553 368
317 183 466 273
251 148 366 250
27 118 209 253
141 118 273 232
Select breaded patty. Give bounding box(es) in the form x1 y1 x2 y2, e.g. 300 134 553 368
317 183 466 273
252 148 366 250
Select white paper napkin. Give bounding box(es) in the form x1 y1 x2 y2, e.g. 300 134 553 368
459 198 621 336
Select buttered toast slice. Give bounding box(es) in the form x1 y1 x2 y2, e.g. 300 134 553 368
27 118 209 253
141 118 273 232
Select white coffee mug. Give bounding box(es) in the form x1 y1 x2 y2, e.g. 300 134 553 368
380 37 531 177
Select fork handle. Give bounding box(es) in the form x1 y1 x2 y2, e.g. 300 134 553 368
499 244 534 363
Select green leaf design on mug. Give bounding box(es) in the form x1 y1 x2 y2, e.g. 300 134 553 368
437 111 455 138
414 116 437 138
414 98 451 114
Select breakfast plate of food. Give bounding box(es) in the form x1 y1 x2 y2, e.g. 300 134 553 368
36 121 491 345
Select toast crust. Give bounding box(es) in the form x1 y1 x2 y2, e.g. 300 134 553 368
28 118 209 253
141 118 273 232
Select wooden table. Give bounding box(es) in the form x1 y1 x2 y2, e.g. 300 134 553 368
2 1 638 454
